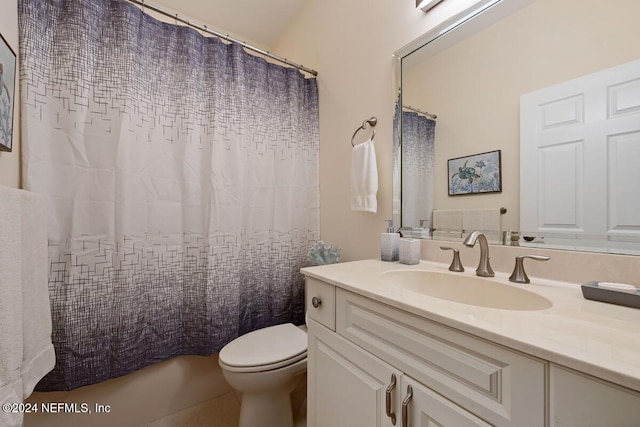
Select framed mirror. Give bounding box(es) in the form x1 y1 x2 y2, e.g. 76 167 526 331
393 0 640 255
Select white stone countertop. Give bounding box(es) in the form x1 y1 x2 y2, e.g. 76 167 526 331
301 259 640 392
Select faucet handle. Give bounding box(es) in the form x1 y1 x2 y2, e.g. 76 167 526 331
509 255 550 284
440 247 464 272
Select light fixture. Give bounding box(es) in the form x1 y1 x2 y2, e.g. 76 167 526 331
416 0 444 12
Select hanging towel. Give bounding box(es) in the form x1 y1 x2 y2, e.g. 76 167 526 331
18 190 55 398
350 138 378 213
432 209 463 240
0 186 54 427
0 188 25 427
462 208 503 243
462 208 502 232
432 209 463 232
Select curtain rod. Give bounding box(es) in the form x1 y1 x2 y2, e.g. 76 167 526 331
403 104 437 119
126 0 318 77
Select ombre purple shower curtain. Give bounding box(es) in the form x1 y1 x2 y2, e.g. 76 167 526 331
393 105 436 228
402 112 435 227
19 0 319 390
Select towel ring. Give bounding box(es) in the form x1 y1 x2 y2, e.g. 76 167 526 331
351 117 377 147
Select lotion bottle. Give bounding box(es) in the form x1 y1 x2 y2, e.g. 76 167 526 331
381 220 400 262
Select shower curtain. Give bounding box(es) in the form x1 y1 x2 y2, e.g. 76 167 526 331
401 112 435 228
19 0 319 391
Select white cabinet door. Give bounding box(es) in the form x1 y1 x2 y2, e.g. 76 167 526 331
520 59 640 238
307 319 401 427
400 376 492 427
550 364 640 427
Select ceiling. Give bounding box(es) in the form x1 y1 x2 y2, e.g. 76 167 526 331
150 0 308 47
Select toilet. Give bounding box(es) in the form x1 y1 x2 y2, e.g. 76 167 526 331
218 323 307 427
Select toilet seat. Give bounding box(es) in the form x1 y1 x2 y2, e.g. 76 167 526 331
219 323 307 373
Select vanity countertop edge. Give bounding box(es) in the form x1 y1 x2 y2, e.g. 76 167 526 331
301 259 640 393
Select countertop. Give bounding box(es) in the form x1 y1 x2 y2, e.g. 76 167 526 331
301 259 640 392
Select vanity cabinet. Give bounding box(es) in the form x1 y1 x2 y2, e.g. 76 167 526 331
308 319 491 427
305 275 640 426
306 278 545 427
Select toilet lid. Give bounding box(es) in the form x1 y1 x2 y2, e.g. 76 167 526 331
219 323 307 369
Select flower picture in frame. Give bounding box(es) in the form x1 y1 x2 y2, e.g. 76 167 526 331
0 32 16 152
448 150 502 196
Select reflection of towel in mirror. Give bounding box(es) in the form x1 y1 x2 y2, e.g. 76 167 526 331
462 208 502 232
350 138 378 213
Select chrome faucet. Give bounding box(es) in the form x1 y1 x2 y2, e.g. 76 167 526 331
463 231 495 277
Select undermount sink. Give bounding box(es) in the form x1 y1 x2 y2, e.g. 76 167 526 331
380 270 552 311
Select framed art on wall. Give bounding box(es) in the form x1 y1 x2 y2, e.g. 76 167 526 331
0 32 16 152
448 150 502 196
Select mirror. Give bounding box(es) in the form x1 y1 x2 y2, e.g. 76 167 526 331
393 0 640 255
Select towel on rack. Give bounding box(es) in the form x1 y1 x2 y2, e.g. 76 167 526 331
432 209 463 232
462 208 502 232
462 208 502 243
0 186 54 427
350 138 378 213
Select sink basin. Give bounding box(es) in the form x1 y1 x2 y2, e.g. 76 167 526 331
380 270 552 311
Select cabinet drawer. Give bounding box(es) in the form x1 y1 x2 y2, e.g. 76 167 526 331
305 277 336 331
336 289 545 427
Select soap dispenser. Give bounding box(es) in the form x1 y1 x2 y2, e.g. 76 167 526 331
381 220 400 262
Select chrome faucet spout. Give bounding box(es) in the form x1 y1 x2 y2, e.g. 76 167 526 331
463 231 495 277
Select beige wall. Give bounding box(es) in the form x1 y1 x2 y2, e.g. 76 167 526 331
403 0 640 230
272 0 483 261
0 0 20 188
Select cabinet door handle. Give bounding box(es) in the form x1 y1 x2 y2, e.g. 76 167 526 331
402 385 413 427
311 296 322 308
385 374 397 425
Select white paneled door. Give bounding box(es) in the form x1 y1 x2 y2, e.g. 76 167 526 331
520 59 640 239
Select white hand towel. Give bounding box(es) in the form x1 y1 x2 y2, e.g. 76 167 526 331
0 187 25 427
19 190 55 398
350 139 378 213
432 209 463 232
0 186 54 416
462 208 502 232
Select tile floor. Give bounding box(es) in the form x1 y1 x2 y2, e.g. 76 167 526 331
143 381 307 427
142 392 240 427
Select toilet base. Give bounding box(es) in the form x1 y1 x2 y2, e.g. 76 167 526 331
238 373 303 427
239 390 293 427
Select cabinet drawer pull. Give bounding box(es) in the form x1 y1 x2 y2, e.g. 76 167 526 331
386 374 397 425
402 385 413 427
311 296 322 308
